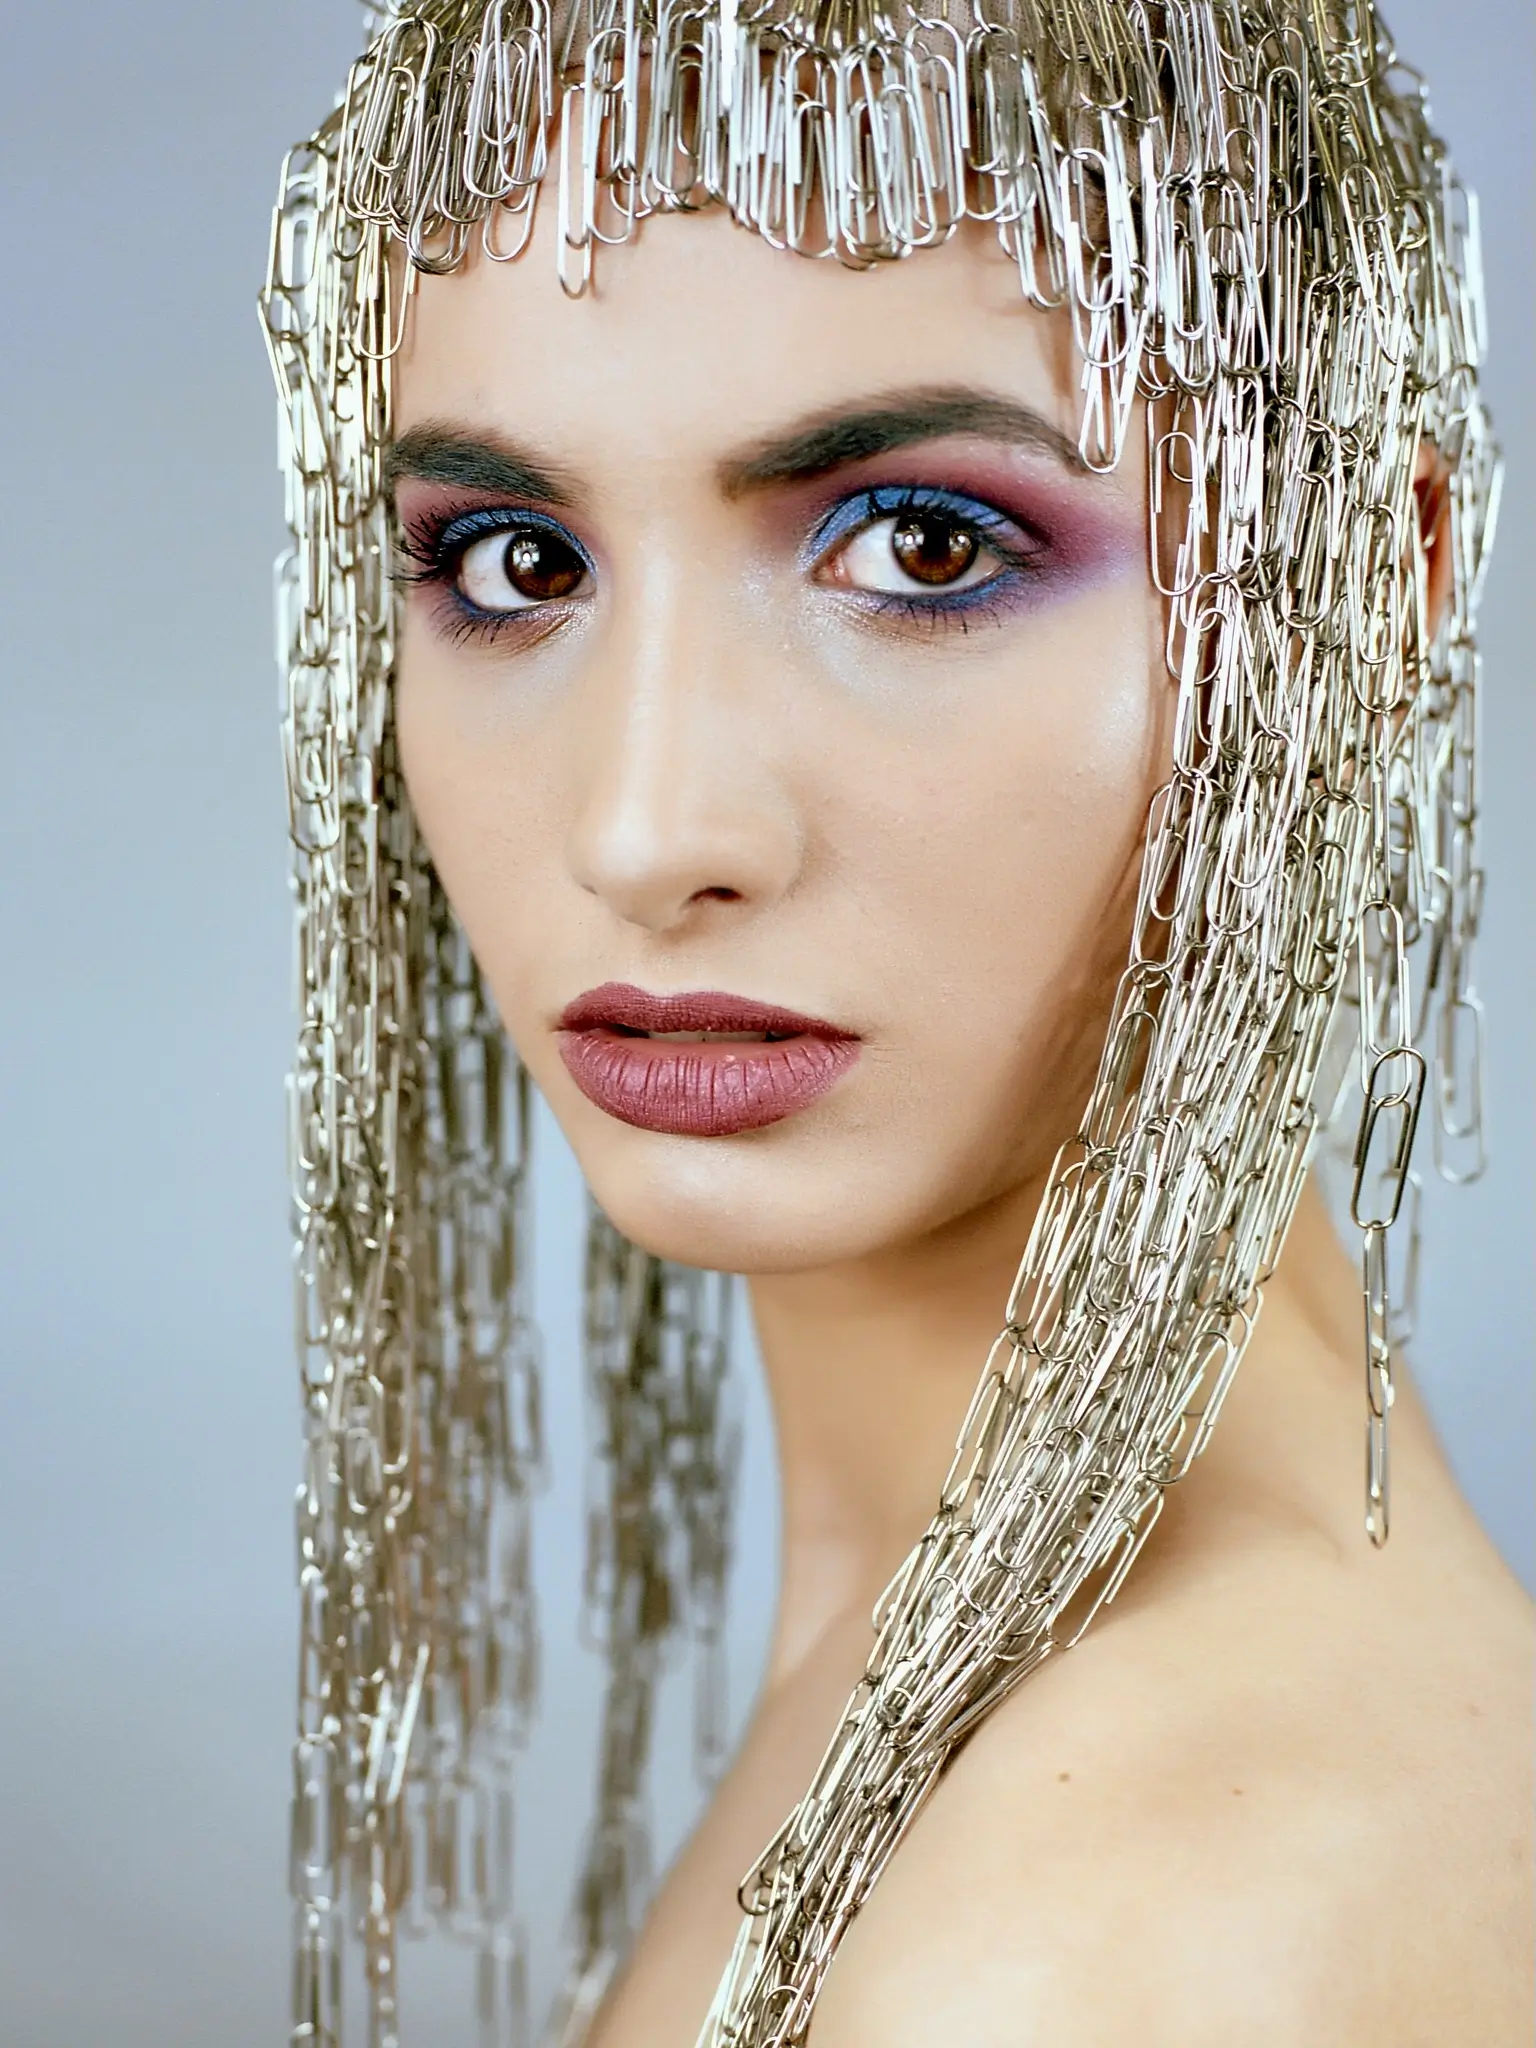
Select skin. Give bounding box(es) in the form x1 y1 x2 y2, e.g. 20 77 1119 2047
390 200 1533 2044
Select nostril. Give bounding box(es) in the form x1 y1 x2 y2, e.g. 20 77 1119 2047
692 885 744 904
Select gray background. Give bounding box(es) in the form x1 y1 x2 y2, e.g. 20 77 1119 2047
0 3 1529 2043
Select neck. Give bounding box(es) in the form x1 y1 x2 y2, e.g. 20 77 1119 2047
747 1172 1364 1690
747 1171 1043 1685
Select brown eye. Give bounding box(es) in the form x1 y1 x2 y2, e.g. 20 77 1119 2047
457 526 589 612
815 503 1009 602
501 532 584 599
890 513 980 586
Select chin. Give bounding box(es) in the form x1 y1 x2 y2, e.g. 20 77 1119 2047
565 1122 928 1276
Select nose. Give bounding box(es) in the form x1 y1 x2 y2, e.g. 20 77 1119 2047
565 556 803 935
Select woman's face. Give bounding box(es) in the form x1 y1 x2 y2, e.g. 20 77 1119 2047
391 206 1170 1275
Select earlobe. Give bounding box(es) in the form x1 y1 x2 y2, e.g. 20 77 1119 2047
1413 443 1454 644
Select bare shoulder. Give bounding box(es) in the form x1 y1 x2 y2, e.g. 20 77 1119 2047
812 1506 1533 2048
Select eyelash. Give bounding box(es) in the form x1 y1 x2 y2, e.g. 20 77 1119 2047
394 505 591 647
804 484 1047 630
393 485 1047 644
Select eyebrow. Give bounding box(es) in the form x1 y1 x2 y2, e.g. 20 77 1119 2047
717 386 1088 494
382 384 1087 510
384 423 577 506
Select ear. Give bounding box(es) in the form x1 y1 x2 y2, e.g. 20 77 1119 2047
1413 442 1454 644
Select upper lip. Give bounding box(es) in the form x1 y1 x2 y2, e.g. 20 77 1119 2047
558 983 856 1039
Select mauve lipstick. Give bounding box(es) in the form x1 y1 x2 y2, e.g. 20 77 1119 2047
557 984 861 1136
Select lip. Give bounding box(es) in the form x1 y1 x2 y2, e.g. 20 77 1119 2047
557 983 862 1137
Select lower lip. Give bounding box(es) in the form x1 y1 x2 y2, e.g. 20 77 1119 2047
557 1029 862 1137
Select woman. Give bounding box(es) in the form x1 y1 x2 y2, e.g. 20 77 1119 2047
262 3 1532 2043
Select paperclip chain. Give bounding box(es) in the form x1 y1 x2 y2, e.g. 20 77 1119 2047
261 2 1496 2041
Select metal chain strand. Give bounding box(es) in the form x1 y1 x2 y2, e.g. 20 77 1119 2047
261 2 1495 2043
265 22 740 2038
552 1217 738 2048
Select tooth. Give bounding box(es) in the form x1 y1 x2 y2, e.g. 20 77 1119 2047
645 1029 770 1043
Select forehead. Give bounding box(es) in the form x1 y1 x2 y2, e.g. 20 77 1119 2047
394 205 1104 473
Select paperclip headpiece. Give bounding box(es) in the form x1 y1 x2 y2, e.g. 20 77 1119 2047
260 3 1497 2043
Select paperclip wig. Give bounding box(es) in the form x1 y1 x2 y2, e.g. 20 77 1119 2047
260 3 1497 2042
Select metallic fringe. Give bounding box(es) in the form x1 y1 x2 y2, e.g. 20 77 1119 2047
259 2 1496 2042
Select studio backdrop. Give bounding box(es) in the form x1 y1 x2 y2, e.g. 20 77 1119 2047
0 3 1529 2044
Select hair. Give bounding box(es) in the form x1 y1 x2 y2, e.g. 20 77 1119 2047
261 5 1497 2042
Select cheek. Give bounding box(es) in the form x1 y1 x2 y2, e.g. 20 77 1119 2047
395 625 479 884
393 623 548 971
851 586 1167 1106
